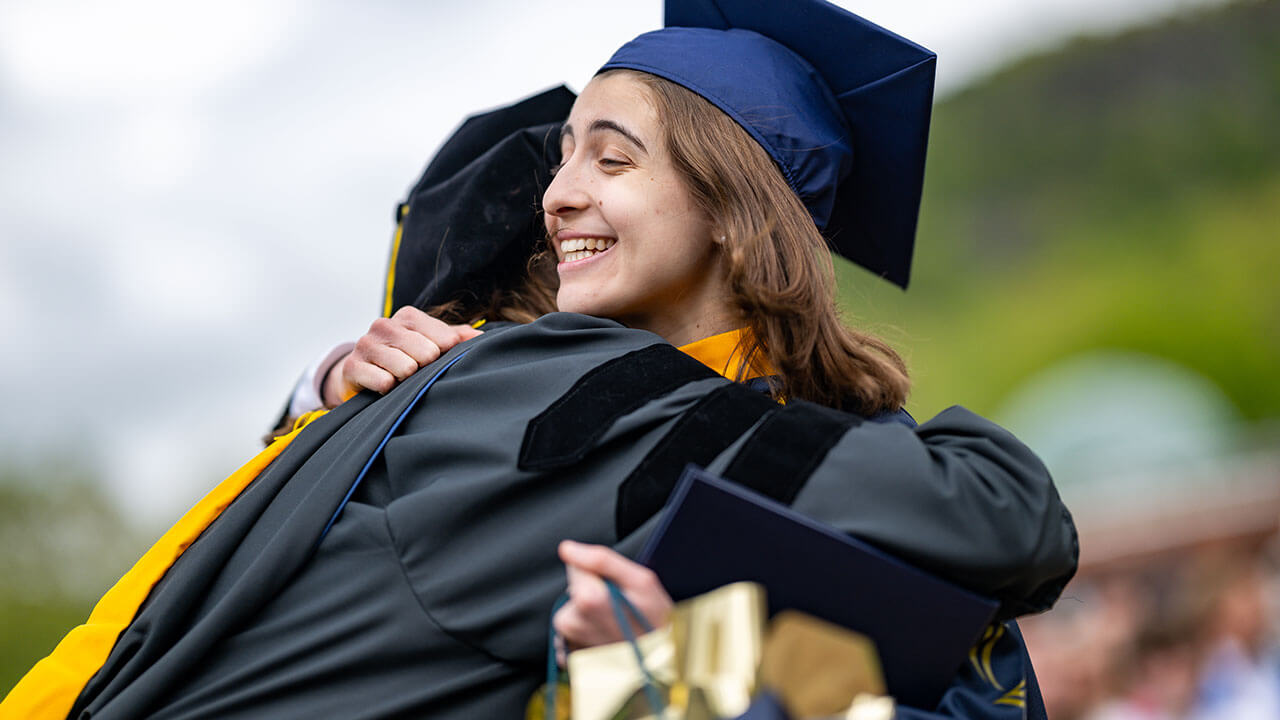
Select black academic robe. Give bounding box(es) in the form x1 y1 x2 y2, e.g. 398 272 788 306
68 314 1076 719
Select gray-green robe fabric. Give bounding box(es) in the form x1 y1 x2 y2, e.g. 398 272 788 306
71 314 1076 719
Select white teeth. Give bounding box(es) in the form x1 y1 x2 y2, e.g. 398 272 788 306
559 238 616 261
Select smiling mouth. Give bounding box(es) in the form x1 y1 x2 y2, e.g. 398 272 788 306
560 237 616 263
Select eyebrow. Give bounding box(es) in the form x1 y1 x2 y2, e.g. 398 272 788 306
560 119 648 154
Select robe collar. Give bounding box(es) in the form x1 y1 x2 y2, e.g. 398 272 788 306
677 328 773 381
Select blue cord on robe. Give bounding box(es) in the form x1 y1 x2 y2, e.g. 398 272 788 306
317 348 473 544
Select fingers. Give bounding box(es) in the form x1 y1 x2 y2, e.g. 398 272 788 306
553 541 673 652
553 564 616 649
390 307 481 362
340 308 484 396
559 540 665 594
354 333 421 380
339 352 399 395
366 313 442 369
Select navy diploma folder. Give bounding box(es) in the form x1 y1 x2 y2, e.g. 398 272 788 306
637 466 1000 710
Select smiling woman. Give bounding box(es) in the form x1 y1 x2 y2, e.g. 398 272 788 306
547 72 730 348
542 67 913 413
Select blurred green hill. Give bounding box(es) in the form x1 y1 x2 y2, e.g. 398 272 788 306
1 464 145 695
837 0 1280 425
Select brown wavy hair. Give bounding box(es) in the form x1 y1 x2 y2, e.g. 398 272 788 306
427 249 559 326
620 70 909 414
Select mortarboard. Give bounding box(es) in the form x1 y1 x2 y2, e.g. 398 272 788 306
600 0 936 288
384 85 575 315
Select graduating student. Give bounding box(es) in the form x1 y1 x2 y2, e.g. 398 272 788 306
4 2 1074 718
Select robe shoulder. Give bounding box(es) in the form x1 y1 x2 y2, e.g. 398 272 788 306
54 313 1074 719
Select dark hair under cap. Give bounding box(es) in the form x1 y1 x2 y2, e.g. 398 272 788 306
600 0 936 288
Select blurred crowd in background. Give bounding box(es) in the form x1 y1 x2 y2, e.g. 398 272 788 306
1027 529 1280 719
1029 461 1280 712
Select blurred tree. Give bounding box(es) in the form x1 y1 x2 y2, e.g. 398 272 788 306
0 463 145 694
837 0 1280 424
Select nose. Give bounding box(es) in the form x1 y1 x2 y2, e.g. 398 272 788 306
542 155 590 220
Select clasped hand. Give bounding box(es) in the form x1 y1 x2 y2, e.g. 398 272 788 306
322 306 483 406
554 540 673 663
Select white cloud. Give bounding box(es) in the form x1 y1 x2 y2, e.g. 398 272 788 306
104 222 268 329
109 106 205 193
0 0 299 103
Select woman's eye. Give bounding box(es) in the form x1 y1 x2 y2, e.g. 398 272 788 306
599 157 628 169
548 162 563 176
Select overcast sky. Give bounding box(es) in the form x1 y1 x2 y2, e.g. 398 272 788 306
0 0 1229 525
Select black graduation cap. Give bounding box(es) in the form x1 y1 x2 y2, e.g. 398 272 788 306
601 0 936 288
382 85 575 316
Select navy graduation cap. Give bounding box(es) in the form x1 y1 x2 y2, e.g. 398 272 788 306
601 0 936 288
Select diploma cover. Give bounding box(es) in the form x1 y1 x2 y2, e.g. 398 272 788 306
638 466 1000 709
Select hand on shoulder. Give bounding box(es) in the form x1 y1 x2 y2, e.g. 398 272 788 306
322 306 483 406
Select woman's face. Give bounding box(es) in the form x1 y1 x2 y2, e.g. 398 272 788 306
543 73 734 346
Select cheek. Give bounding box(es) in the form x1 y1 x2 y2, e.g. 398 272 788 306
607 175 703 240
657 180 707 227
633 187 686 231
601 192 643 230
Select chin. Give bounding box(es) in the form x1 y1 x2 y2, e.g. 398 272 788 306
554 290 596 317
555 289 623 323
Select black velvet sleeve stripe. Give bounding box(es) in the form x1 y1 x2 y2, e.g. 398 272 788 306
518 344 720 471
615 384 777 539
720 399 862 506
